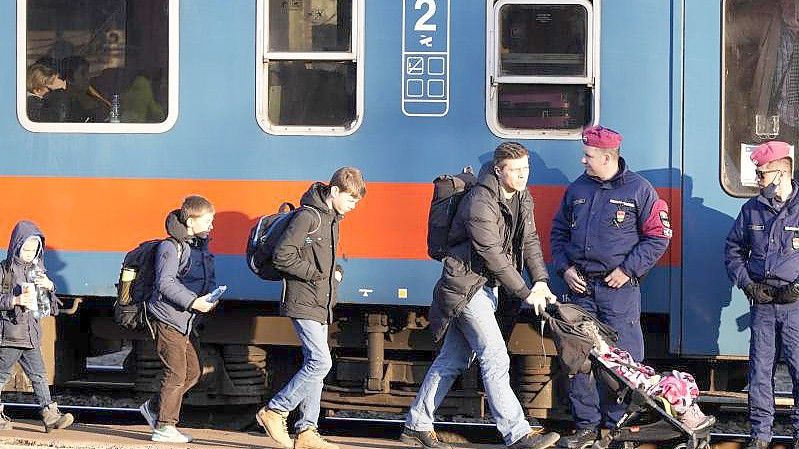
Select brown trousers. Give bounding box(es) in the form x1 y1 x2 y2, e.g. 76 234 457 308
149 320 201 426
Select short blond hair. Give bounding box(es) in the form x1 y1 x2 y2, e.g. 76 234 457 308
330 167 367 199
26 64 56 93
180 195 215 222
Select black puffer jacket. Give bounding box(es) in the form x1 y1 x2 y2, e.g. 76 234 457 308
429 163 549 342
275 183 341 324
0 221 59 349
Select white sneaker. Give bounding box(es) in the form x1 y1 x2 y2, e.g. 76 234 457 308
151 425 192 443
139 400 157 431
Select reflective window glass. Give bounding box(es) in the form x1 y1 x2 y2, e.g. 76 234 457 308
497 84 591 131
499 4 587 77
723 0 799 195
25 0 170 124
268 0 352 52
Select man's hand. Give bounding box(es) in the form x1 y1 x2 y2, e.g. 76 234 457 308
525 281 558 315
604 267 630 289
191 294 217 313
563 266 587 293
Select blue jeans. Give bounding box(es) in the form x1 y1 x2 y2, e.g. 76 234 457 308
568 280 644 430
406 286 531 446
0 346 52 408
268 319 332 433
748 301 799 441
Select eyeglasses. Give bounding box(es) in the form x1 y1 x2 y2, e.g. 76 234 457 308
755 169 782 180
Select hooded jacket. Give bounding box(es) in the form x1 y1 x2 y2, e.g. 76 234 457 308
274 183 341 324
428 162 549 342
0 221 59 349
146 210 215 335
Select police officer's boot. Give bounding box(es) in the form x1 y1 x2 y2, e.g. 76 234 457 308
743 439 769 449
556 427 599 449
41 402 74 432
0 405 12 430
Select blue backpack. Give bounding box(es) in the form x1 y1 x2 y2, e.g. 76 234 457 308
246 203 321 281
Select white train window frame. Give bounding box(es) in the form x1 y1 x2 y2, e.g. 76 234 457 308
485 0 600 140
256 0 365 136
16 0 180 134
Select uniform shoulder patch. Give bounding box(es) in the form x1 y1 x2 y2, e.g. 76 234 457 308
642 199 672 239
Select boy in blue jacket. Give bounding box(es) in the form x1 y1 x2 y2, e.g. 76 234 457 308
0 220 72 432
139 195 218 443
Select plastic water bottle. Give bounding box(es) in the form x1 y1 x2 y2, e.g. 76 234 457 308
109 94 120 123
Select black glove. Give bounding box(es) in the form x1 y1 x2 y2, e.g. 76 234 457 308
744 283 773 304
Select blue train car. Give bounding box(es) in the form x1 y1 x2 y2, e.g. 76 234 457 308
0 0 776 418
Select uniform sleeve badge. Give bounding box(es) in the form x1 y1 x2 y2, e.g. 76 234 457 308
659 210 673 237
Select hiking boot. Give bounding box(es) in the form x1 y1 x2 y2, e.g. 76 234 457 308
256 406 293 449
41 402 73 432
0 405 12 430
743 439 769 449
399 427 452 449
679 404 715 431
139 399 157 430
509 431 561 449
295 426 340 449
151 424 191 443
557 427 599 449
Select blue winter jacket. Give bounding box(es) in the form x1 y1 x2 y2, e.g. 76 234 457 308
725 182 799 289
146 210 216 335
551 158 672 280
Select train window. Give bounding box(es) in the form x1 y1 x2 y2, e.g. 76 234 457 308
18 0 178 133
257 0 364 135
722 0 799 196
486 0 598 139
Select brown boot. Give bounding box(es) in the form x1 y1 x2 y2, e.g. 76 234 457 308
294 427 339 449
255 407 292 449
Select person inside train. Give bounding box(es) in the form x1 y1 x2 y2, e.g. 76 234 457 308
725 141 799 449
256 167 366 449
55 56 110 123
138 195 219 443
551 126 672 449
25 64 66 122
401 142 561 449
0 220 73 432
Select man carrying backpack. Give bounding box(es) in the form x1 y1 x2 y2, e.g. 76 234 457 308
138 195 218 443
401 143 560 449
256 167 366 449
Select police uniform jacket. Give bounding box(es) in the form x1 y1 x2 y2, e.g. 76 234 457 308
428 162 549 342
725 181 799 289
551 158 672 280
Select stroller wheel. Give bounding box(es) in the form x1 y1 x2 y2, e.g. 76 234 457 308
671 444 687 449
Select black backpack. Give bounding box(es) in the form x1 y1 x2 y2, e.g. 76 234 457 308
427 167 477 260
246 203 321 281
114 238 188 330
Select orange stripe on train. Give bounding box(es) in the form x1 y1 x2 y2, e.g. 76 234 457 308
0 177 680 264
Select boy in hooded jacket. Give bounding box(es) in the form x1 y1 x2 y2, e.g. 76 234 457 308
0 220 72 432
256 167 366 449
139 195 219 443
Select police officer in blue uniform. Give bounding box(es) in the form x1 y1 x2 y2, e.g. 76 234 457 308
725 141 799 449
551 126 672 449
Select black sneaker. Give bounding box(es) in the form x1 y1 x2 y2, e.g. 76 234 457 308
508 431 561 449
556 427 599 449
399 427 452 449
744 439 769 449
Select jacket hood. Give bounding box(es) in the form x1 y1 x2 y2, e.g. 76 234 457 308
6 220 44 266
476 162 503 199
165 210 192 242
300 182 335 215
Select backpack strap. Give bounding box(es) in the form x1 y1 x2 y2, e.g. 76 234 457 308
0 261 11 295
300 205 322 235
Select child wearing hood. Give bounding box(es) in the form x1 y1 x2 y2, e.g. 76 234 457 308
139 195 218 443
0 220 72 431
256 167 366 449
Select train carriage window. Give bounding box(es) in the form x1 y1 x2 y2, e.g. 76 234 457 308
486 0 598 139
256 0 364 135
722 0 799 196
18 0 178 133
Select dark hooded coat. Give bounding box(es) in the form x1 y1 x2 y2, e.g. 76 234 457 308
274 183 341 324
146 210 214 335
0 221 59 349
429 162 549 342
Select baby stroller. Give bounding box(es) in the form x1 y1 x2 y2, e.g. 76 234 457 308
541 303 715 449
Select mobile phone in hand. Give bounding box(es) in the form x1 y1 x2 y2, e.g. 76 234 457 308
207 285 227 303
